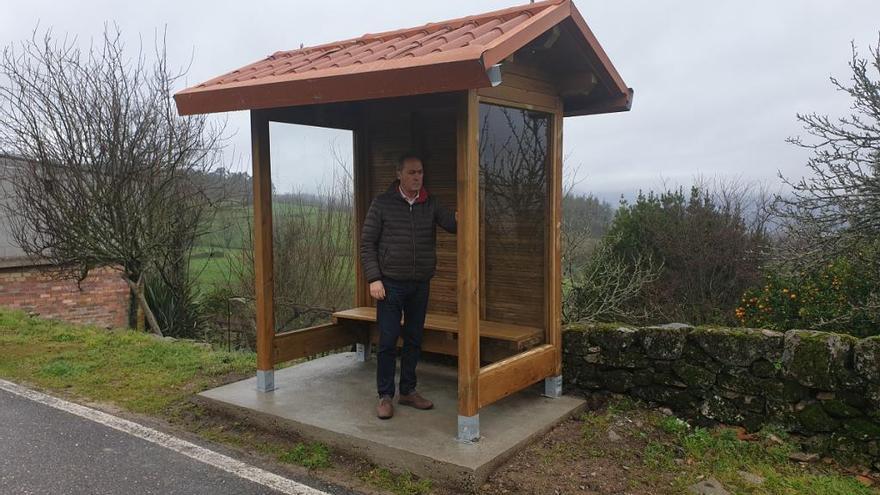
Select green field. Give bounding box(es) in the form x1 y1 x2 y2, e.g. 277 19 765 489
191 202 352 291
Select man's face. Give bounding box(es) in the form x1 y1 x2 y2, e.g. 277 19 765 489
398 158 424 195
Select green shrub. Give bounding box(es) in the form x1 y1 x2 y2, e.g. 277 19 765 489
145 270 207 339
737 251 880 337
605 186 767 325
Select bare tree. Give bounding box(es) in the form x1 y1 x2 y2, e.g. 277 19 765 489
0 25 226 335
230 141 354 338
563 235 662 324
775 36 880 266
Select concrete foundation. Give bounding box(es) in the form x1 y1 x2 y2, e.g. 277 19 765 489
198 352 584 489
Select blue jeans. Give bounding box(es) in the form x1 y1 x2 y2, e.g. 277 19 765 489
376 277 430 398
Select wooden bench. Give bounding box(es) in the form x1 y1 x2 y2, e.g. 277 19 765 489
332 306 545 362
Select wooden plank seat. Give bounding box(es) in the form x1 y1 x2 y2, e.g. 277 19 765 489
332 306 545 362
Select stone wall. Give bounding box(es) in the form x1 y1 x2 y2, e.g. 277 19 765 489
0 263 129 328
563 323 880 458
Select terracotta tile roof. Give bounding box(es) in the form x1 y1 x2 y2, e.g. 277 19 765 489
174 0 630 116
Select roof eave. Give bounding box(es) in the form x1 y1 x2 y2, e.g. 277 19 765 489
174 58 491 116
478 0 633 117
566 1 631 106
564 88 634 117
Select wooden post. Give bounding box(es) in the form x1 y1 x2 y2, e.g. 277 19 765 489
456 89 480 441
352 109 373 361
544 107 564 398
352 110 371 309
251 110 276 392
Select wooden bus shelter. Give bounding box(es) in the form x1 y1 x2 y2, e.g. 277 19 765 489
175 0 631 442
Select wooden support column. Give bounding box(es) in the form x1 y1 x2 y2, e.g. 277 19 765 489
545 106 564 398
549 109 564 373
251 110 276 392
352 110 371 308
352 109 373 361
456 89 480 441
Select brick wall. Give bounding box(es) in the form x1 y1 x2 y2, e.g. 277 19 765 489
0 263 129 328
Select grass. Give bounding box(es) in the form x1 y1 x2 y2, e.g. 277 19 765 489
278 442 332 470
574 397 877 495
190 246 241 289
1 309 873 494
0 308 439 495
667 425 874 494
190 202 354 292
0 309 255 415
360 467 433 495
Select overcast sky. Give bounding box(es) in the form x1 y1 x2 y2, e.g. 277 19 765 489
2 1 879 203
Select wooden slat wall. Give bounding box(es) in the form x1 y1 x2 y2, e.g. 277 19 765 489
477 61 558 331
361 98 458 315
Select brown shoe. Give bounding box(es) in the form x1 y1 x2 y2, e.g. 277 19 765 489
398 391 433 410
377 395 394 419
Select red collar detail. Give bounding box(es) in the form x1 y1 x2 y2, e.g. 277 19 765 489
399 184 429 204
415 186 428 204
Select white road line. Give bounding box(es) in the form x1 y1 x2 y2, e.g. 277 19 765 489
0 379 330 495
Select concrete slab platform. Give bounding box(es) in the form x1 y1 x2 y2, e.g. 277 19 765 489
198 352 584 489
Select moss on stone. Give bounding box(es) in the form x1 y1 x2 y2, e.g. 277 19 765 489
632 369 655 387
631 385 697 408
717 368 768 396
563 322 622 334
781 380 809 403
652 360 674 374
855 336 880 383
670 360 716 389
640 326 688 360
836 390 868 409
589 325 639 351
843 418 880 440
601 369 635 393
564 321 880 452
691 326 783 366
821 399 863 419
680 344 723 373
798 403 840 432
598 349 650 369
652 372 688 388
565 362 603 390
700 395 764 429
782 330 857 390
750 359 778 378
562 330 596 358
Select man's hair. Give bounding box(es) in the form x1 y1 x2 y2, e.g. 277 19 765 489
397 152 423 172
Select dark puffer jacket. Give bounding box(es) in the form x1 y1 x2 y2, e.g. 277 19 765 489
360 180 457 283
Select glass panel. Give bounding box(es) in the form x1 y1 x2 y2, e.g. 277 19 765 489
478 103 550 345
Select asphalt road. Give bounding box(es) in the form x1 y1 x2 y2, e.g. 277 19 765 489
0 386 342 495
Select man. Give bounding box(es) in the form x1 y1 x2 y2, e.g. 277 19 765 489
360 154 457 420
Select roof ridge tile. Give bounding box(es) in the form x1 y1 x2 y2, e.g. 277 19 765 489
174 0 634 117
265 0 560 61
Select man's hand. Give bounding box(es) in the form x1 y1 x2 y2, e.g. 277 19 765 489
369 280 386 300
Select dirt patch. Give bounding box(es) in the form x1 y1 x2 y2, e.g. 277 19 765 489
478 393 879 495
478 395 676 495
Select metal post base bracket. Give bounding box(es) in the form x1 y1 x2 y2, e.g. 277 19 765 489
356 342 372 362
256 369 275 392
544 374 562 398
457 414 480 443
